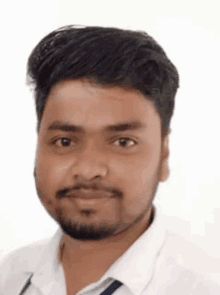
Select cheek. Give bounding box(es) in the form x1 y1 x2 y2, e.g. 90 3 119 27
121 146 160 208
121 168 158 223
36 148 69 195
133 144 160 186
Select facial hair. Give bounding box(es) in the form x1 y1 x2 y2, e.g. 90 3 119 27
34 158 161 241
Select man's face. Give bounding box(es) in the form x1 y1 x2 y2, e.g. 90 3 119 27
34 79 169 241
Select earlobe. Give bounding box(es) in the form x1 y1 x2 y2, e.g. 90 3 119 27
159 136 170 182
159 159 169 182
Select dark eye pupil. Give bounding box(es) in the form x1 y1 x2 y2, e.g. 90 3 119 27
59 139 130 147
120 139 127 146
61 138 70 146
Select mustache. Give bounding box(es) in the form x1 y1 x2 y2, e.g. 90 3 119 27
56 183 123 200
34 168 123 200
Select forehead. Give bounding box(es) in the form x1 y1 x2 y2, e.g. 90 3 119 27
40 79 160 133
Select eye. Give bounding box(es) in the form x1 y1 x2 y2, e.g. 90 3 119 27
113 138 137 148
51 137 137 149
52 137 74 147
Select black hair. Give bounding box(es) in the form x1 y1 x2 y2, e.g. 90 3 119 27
26 25 179 138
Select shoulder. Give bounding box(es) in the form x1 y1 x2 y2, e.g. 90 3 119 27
153 230 220 294
160 231 218 276
0 236 50 286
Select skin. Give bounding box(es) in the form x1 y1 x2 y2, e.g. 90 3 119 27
34 78 170 291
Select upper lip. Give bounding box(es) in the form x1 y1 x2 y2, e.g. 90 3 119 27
68 188 113 199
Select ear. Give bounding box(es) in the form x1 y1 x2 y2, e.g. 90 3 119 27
159 135 170 182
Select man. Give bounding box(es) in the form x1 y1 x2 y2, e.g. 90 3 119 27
0 25 219 295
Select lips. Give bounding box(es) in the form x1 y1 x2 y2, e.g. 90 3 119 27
68 188 113 200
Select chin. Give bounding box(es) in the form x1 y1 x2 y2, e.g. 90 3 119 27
59 221 116 241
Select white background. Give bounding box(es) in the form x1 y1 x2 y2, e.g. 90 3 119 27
0 0 219 283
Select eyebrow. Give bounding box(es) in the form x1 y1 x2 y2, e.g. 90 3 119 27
47 120 147 133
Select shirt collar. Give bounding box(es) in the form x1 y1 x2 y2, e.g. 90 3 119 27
31 206 167 294
31 227 64 290
100 206 167 294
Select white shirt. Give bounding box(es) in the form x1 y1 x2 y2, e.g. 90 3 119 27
0 207 219 295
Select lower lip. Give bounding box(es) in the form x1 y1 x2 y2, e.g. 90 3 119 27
68 190 113 200
68 196 112 207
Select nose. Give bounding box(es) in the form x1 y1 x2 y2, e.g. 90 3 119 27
74 161 107 181
72 143 108 181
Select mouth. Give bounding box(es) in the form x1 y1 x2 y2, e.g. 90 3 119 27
68 188 113 200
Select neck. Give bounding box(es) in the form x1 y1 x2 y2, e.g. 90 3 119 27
60 207 154 270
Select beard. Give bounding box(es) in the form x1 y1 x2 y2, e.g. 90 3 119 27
55 207 118 240
34 155 161 242
34 169 122 241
